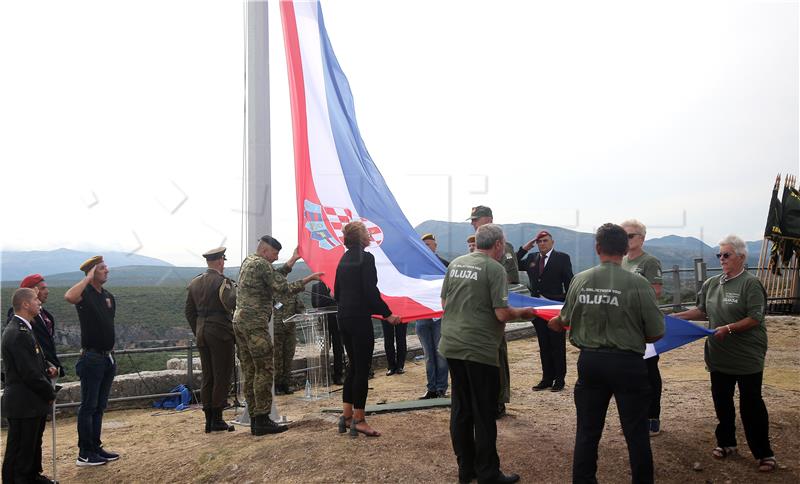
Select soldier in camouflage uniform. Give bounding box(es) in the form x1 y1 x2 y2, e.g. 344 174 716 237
233 236 322 436
469 205 520 419
273 291 305 395
185 247 237 433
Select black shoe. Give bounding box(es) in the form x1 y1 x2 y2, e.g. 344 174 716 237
436 391 448 398
202 407 212 433
551 381 565 392
252 415 288 436
75 451 107 467
35 474 58 484
386 369 396 376
480 472 520 484
96 447 119 461
495 403 506 420
458 470 477 484
532 381 552 391
396 368 405 374
419 390 438 400
209 408 235 432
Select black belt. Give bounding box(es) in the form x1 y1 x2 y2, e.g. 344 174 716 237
82 348 113 356
580 347 641 357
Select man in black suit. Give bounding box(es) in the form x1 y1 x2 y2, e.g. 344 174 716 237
2 288 58 484
517 230 573 392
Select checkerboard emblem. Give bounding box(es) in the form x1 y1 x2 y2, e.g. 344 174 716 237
303 199 384 250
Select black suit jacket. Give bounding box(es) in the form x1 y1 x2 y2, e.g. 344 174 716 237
5 306 63 375
517 248 574 302
334 248 392 320
1 316 56 418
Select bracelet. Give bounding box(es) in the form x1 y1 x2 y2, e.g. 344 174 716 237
727 324 734 335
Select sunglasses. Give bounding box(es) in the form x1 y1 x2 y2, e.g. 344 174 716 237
716 252 733 259
627 233 641 239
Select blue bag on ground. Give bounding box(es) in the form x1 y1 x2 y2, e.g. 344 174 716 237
153 384 191 410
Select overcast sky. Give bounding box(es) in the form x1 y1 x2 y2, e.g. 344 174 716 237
1 0 797 267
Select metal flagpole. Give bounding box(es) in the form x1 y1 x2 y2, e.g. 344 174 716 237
51 378 58 482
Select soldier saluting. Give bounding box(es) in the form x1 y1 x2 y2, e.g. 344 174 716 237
185 247 237 433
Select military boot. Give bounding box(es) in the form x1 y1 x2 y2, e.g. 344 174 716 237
252 414 288 436
208 409 235 432
202 408 212 433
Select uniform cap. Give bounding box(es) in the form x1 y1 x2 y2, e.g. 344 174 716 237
202 247 227 261
20 274 44 289
467 205 493 221
535 230 552 241
259 235 282 251
466 234 476 243
421 233 435 241
79 256 104 273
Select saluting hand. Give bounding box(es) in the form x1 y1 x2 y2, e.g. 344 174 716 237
523 238 537 252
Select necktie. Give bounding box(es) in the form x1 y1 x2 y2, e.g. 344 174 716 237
539 254 545 274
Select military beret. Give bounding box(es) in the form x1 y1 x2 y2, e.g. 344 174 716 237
20 274 44 289
259 235 282 251
421 233 435 242
202 247 227 261
467 205 493 221
79 256 104 273
466 234 476 243
535 230 552 241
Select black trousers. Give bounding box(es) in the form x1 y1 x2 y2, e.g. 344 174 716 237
710 371 773 459
645 355 661 419
573 350 653 484
448 358 502 483
381 321 407 371
339 316 375 409
198 337 235 409
533 317 566 384
2 416 46 483
326 315 345 379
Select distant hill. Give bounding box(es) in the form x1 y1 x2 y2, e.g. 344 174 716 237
414 220 762 272
1 248 173 282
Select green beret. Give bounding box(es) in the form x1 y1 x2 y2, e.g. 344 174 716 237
79 256 104 273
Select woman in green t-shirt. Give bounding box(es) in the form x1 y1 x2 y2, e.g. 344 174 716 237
674 235 775 473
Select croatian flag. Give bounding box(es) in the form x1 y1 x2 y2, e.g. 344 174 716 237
281 0 447 321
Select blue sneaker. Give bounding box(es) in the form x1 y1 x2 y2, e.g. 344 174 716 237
97 447 120 461
76 451 107 467
649 418 661 436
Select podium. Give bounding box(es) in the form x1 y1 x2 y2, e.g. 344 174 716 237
284 307 338 400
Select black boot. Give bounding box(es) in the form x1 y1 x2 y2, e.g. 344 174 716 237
209 408 234 432
203 408 212 433
252 414 288 436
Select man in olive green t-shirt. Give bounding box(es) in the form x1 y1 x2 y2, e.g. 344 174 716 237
440 224 535 484
549 223 664 484
621 219 665 436
468 205 518 418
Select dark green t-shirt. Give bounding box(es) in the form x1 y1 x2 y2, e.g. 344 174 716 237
439 252 509 367
560 261 664 355
622 251 663 285
698 271 767 374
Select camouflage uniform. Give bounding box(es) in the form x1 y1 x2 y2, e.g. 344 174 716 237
273 288 305 389
233 255 304 417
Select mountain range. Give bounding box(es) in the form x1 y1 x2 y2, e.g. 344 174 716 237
1 223 764 287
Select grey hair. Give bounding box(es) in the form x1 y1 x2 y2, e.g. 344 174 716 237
620 219 646 237
476 224 505 250
718 234 747 257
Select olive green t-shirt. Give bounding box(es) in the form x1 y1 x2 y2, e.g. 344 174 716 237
560 261 664 355
439 252 509 367
502 242 520 284
622 251 663 285
698 271 767 375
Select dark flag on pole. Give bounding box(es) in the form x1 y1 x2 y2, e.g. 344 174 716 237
764 174 782 238
780 182 800 239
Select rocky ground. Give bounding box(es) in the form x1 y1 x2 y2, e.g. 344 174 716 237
23 316 800 483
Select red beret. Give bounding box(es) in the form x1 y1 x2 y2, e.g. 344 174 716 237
20 274 44 289
535 230 552 241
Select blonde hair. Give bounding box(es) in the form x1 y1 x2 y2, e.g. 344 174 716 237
342 221 368 249
620 219 646 237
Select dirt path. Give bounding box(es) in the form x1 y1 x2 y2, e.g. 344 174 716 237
31 317 800 483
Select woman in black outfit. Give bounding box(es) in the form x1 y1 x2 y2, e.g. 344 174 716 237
334 221 400 437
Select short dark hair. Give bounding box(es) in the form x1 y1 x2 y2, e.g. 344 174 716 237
342 221 367 249
12 288 37 312
595 223 628 257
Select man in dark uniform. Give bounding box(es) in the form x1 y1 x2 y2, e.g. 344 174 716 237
2 288 58 484
517 230 573 392
185 247 237 433
469 205 518 418
5 274 64 377
64 256 120 466
548 223 664 484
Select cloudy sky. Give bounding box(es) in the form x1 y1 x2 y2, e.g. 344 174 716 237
1 0 797 267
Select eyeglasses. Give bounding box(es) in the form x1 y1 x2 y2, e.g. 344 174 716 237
717 252 733 260
627 233 641 239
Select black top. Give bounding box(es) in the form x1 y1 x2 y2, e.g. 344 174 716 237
517 248 574 302
5 306 63 375
1 315 56 418
334 248 392 319
76 285 116 351
437 255 450 267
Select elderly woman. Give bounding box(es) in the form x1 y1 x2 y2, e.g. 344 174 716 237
674 235 775 472
334 221 400 437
